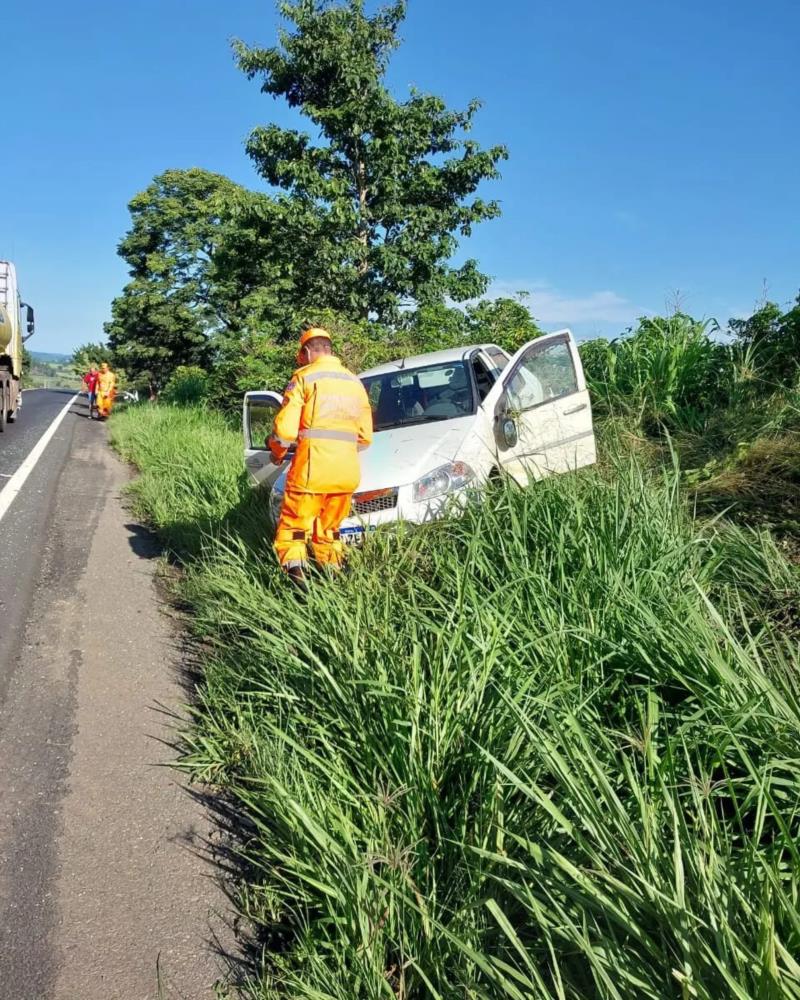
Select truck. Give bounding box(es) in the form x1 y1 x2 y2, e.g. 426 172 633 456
0 260 35 430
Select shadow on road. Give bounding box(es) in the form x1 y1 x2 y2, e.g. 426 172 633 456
70 399 95 419
124 522 161 559
146 676 268 992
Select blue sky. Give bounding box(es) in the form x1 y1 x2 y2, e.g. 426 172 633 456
4 0 798 354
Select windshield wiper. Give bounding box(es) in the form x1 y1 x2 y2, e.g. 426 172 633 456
374 414 464 431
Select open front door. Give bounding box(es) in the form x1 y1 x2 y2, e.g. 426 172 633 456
243 391 291 489
482 330 596 485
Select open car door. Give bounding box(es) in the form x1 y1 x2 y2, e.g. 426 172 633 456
480 329 596 485
243 391 292 489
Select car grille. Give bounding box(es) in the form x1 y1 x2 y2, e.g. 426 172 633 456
351 488 398 516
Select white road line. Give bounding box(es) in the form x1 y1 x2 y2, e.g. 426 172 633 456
0 394 79 524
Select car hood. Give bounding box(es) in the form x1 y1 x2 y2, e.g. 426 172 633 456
272 416 476 495
358 416 475 491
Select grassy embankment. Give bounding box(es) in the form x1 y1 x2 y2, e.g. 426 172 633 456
109 400 799 1000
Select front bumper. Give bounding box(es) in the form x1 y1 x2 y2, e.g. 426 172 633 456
269 482 465 530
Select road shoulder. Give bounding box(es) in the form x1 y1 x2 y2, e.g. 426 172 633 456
0 407 232 999
54 429 233 999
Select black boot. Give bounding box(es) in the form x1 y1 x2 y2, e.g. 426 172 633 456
286 565 309 594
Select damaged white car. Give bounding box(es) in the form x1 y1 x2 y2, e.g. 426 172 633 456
243 330 596 543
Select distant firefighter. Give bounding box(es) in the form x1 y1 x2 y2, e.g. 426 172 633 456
96 362 117 420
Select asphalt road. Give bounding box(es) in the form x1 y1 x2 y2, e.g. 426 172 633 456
0 389 81 701
0 391 231 999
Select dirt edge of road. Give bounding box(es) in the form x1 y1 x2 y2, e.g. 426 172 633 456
0 407 238 999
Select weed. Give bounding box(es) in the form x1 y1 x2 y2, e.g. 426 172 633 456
111 405 800 999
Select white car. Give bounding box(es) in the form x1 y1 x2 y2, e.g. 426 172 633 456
243 330 596 543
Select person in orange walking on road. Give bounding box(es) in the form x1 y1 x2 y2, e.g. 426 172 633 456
268 326 373 586
95 361 117 420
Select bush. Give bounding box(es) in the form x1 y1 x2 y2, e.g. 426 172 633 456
161 365 211 407
729 295 800 389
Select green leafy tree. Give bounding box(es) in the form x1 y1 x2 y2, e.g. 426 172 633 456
161 365 211 407
466 294 544 354
210 188 303 337
118 168 303 336
106 169 233 394
235 0 508 322
105 282 210 398
70 341 114 378
208 333 297 415
397 303 469 355
729 294 800 387
106 168 313 394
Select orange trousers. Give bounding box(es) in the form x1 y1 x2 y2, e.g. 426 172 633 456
96 392 114 418
274 489 352 569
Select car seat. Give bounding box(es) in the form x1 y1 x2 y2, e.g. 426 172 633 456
400 385 425 417
375 386 403 426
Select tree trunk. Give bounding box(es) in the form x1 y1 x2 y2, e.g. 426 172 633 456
356 156 369 277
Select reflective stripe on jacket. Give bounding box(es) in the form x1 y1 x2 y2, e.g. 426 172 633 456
269 356 373 494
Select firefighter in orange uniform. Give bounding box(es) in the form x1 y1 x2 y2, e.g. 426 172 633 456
268 327 373 585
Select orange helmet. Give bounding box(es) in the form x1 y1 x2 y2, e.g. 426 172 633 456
298 326 331 349
297 326 332 364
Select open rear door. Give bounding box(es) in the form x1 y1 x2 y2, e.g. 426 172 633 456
243 391 292 489
481 329 596 485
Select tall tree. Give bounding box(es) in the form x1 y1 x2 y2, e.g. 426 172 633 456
105 168 300 392
106 169 231 393
105 282 209 397
235 0 508 322
70 341 114 377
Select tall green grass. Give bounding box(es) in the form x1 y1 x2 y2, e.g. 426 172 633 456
110 405 800 999
580 314 800 541
579 314 730 433
109 405 266 555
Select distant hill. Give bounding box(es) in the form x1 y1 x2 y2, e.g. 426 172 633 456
30 350 71 363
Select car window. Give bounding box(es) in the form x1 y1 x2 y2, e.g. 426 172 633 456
362 361 476 430
487 347 510 372
471 354 497 402
247 400 279 449
507 339 578 411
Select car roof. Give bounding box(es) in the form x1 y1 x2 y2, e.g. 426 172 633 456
360 343 503 378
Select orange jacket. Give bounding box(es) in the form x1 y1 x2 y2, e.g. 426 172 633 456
97 371 116 398
269 355 373 494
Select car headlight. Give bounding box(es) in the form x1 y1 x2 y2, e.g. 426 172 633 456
412 462 475 503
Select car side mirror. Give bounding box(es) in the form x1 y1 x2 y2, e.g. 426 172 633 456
494 392 519 450
500 416 518 448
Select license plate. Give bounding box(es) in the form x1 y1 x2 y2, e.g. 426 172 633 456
340 525 375 545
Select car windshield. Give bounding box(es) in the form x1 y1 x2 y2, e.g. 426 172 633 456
362 361 475 431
